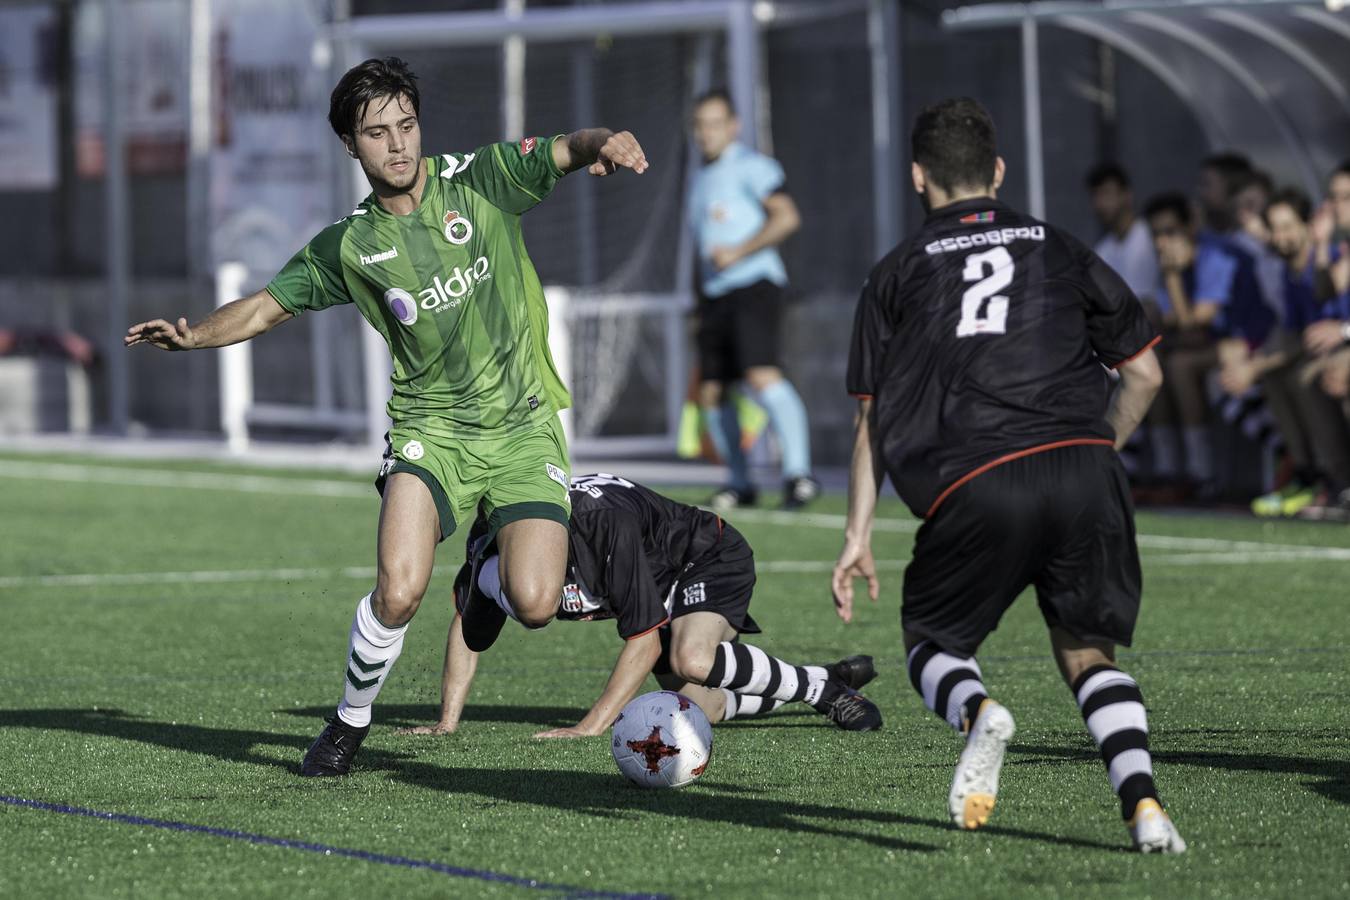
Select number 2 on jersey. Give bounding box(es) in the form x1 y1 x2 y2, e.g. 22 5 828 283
956 247 1014 337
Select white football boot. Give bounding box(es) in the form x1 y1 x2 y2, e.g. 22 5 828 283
1129 798 1187 854
948 699 1016 829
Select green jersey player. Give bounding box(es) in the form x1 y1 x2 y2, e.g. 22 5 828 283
124 57 649 776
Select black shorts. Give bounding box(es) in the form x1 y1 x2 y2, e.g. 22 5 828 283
653 523 762 675
697 279 785 382
901 443 1141 658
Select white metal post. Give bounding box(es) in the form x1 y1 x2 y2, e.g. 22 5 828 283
546 286 574 449
216 262 251 452
869 0 903 257
103 0 131 434
503 0 526 139
1021 14 1046 220
727 0 759 149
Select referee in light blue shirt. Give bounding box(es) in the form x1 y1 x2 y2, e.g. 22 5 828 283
686 88 818 510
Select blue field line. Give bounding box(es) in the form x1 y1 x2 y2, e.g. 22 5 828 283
0 795 668 899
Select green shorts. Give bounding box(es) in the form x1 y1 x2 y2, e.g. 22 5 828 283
375 414 571 542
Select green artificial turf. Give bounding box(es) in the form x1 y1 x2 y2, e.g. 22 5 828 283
1 450 1347 898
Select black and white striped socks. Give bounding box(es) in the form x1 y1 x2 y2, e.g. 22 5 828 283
906 640 990 733
1074 665 1160 820
703 642 829 707
721 690 787 721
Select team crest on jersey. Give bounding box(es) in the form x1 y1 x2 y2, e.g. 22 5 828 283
443 210 473 245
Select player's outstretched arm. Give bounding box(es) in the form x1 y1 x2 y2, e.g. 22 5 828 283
1106 348 1164 451
535 628 662 739
397 614 480 736
551 128 649 177
832 399 882 624
124 289 292 352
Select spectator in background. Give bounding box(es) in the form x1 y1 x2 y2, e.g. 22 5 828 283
1219 188 1350 519
1143 192 1273 499
1305 159 1350 354
686 88 819 511
1087 162 1158 305
1229 168 1286 323
1196 152 1253 237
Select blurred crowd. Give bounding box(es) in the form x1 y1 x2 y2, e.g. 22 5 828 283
1085 156 1350 521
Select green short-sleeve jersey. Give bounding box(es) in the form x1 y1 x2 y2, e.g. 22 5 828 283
266 135 571 438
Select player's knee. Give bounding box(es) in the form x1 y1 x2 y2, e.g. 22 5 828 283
507 581 560 629
668 645 713 684
371 580 425 626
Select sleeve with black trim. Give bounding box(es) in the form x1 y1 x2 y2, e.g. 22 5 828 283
1071 233 1158 368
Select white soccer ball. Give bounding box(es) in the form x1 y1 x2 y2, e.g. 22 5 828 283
610 690 713 789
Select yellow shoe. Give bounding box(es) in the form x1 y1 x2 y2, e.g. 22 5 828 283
1128 798 1187 854
948 700 1015 830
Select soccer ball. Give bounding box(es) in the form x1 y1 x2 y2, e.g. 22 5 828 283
610 690 713 789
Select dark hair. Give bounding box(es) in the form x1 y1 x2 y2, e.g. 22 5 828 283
1200 152 1252 191
911 97 998 195
1232 167 1273 199
1086 162 1130 190
694 88 736 116
1265 186 1312 223
329 57 420 140
1333 158 1350 180
1143 191 1192 227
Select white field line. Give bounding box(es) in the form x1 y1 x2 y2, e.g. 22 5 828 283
1 549 1344 591
6 460 1350 570
0 461 371 498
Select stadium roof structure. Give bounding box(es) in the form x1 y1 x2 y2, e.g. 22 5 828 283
943 0 1350 215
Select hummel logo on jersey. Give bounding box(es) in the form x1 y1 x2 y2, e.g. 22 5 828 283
359 247 399 266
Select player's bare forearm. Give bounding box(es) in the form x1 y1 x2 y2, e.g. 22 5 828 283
736 194 801 258
844 400 880 544
570 630 662 737
552 128 649 176
124 289 291 351
1106 349 1163 450
397 614 478 736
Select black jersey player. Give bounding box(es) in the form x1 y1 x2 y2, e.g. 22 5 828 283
831 98 1182 853
404 474 881 738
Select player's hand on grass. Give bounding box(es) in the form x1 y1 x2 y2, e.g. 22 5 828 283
831 539 879 624
589 131 648 177
394 722 457 736
125 317 198 351
534 724 601 739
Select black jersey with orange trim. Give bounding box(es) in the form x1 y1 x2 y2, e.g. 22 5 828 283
558 474 726 638
846 197 1156 519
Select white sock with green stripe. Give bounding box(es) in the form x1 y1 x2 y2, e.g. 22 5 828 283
335 594 407 728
